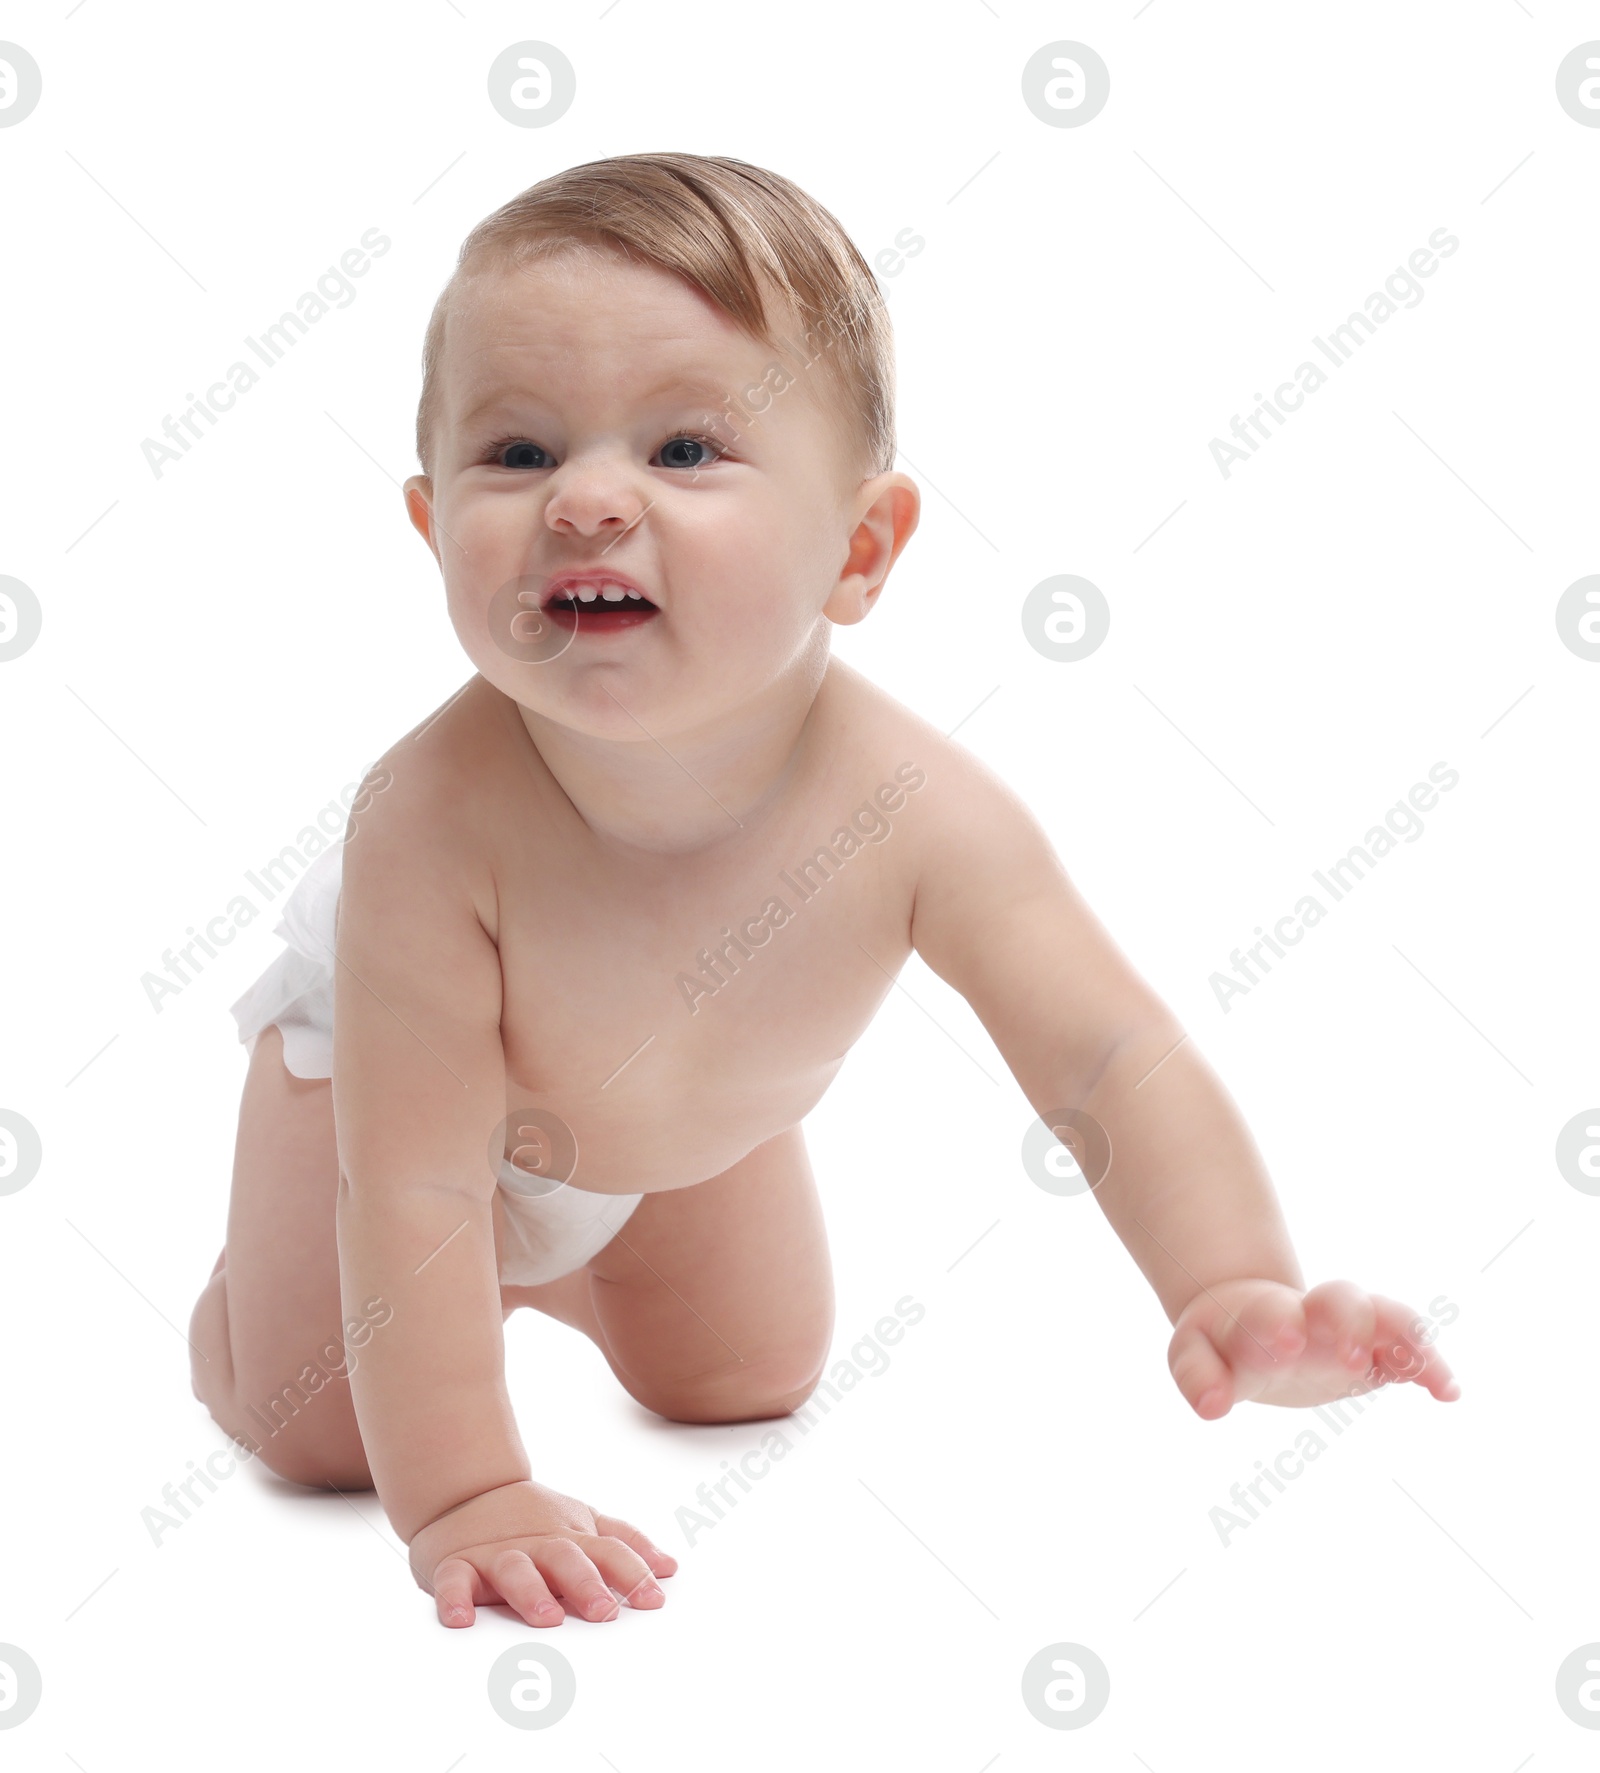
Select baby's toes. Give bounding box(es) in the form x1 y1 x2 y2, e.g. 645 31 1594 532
1302 1280 1376 1373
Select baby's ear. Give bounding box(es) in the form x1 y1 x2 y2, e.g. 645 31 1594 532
403 476 438 555
822 475 920 625
821 573 878 627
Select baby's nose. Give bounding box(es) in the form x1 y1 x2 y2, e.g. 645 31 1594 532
542 454 648 538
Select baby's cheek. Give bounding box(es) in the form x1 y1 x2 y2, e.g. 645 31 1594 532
712 585 815 655
442 573 495 642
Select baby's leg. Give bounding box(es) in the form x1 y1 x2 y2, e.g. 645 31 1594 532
578 1124 837 1423
501 1269 603 1336
188 1023 372 1489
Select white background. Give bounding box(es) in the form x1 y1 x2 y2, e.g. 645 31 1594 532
2 2 1597 1766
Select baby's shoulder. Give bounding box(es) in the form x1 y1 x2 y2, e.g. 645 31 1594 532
343 674 514 872
821 659 1031 832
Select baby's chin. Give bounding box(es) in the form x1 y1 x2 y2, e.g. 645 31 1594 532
475 655 708 744
522 656 820 750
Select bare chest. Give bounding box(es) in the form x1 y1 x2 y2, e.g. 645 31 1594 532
494 770 925 1190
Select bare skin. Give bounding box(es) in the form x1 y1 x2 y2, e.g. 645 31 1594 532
190 242 1458 1632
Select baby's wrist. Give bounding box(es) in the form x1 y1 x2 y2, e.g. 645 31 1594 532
401 1475 534 1551
1170 1272 1302 1324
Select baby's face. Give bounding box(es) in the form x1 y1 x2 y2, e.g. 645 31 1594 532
406 246 900 741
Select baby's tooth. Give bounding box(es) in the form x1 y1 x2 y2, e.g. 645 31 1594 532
576 588 599 602
601 586 625 602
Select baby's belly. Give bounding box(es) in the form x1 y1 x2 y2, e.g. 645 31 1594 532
498 1056 845 1195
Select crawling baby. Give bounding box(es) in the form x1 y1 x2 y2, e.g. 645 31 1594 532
188 151 1458 1630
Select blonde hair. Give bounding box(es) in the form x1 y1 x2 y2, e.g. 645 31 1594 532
414 152 895 484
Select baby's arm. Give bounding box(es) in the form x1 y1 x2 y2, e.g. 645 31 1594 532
331 766 674 1626
909 754 1458 1415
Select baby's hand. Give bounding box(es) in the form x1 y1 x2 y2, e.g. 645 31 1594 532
1166 1279 1460 1418
407 1478 678 1628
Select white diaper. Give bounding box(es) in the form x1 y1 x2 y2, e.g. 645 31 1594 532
228 838 643 1287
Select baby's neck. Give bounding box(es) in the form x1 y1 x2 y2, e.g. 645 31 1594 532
511 648 839 857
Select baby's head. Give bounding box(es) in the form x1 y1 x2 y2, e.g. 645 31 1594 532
404 153 919 741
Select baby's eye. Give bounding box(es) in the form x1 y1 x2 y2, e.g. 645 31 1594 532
653 433 724 471
480 433 725 471
486 438 553 470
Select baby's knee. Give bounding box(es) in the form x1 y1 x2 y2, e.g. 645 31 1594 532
637 1356 827 1426
188 1269 234 1408
198 1356 373 1490
653 1387 815 1426
236 1419 374 1491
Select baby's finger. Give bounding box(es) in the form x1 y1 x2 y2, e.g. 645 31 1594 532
433 1557 481 1629
534 1538 621 1623
1370 1295 1461 1400
490 1549 565 1628
580 1534 665 1609
1168 1321 1234 1418
1301 1279 1377 1373
592 1511 679 1580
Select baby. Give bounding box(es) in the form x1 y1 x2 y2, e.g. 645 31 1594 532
188 152 1458 1631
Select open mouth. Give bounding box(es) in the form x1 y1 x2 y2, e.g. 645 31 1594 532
542 579 660 634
